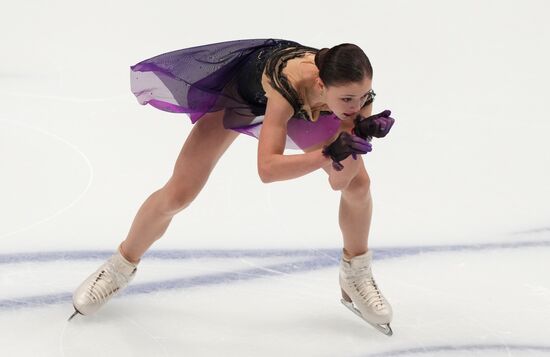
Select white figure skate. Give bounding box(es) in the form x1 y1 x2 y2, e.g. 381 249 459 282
339 250 393 336
68 248 138 320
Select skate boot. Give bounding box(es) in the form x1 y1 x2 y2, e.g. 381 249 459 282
68 247 138 320
339 250 393 336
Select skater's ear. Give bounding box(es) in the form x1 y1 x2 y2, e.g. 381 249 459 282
315 77 325 92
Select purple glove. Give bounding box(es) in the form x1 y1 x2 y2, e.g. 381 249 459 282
352 109 395 140
322 131 372 171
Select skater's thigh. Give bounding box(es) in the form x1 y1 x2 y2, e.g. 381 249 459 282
168 109 240 193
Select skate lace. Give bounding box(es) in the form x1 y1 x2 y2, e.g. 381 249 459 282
351 266 386 310
86 261 132 304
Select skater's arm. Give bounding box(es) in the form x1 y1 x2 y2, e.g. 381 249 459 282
258 94 331 183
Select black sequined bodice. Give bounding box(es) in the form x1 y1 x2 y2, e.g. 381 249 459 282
235 40 321 120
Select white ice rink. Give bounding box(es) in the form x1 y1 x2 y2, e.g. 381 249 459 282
1 0 549 356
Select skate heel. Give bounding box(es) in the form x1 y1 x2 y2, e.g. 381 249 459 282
341 288 352 303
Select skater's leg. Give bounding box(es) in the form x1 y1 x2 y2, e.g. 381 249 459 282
71 109 241 317
336 161 392 333
301 132 370 257
338 161 372 259
120 109 240 262
309 155 372 258
302 135 392 334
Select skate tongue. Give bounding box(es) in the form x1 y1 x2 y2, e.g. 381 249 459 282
348 251 373 269
110 252 138 277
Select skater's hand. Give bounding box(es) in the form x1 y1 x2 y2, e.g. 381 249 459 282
322 132 372 171
352 110 395 140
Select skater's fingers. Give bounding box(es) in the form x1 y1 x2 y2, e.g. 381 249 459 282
350 136 372 146
351 142 372 152
332 161 344 171
381 109 391 117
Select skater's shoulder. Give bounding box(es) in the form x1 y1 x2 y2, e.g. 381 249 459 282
261 47 320 121
263 45 318 83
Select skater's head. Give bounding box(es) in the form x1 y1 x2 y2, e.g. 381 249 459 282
314 44 374 120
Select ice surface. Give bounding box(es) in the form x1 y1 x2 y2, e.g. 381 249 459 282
0 0 549 355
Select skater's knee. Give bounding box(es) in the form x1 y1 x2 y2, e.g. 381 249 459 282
342 170 371 198
325 155 362 191
329 168 365 192
159 179 203 215
326 165 354 191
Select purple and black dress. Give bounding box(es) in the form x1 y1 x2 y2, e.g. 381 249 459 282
130 38 346 150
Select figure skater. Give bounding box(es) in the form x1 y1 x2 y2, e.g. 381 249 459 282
69 38 396 335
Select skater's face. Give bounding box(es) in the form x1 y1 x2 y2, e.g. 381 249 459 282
322 76 374 120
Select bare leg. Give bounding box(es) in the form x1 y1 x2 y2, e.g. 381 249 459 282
339 166 372 259
120 109 240 263
301 131 372 259
302 138 391 333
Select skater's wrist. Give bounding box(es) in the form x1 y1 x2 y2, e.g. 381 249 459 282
259 150 332 183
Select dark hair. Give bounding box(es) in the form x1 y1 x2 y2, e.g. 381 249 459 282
314 44 373 87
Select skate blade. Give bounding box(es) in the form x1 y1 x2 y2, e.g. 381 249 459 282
68 309 81 322
340 298 393 336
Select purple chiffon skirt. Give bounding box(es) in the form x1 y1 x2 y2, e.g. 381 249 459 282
130 38 340 150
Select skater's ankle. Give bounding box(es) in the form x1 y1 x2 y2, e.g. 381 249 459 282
343 248 368 261
118 243 140 265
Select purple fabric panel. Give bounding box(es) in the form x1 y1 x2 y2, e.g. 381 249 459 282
230 122 262 138
130 39 275 119
287 113 341 149
229 122 300 150
147 99 188 113
130 62 177 79
227 113 341 151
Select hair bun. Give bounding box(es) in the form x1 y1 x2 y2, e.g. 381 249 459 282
315 48 330 69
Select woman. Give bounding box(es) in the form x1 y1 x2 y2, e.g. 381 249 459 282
69 38 396 335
